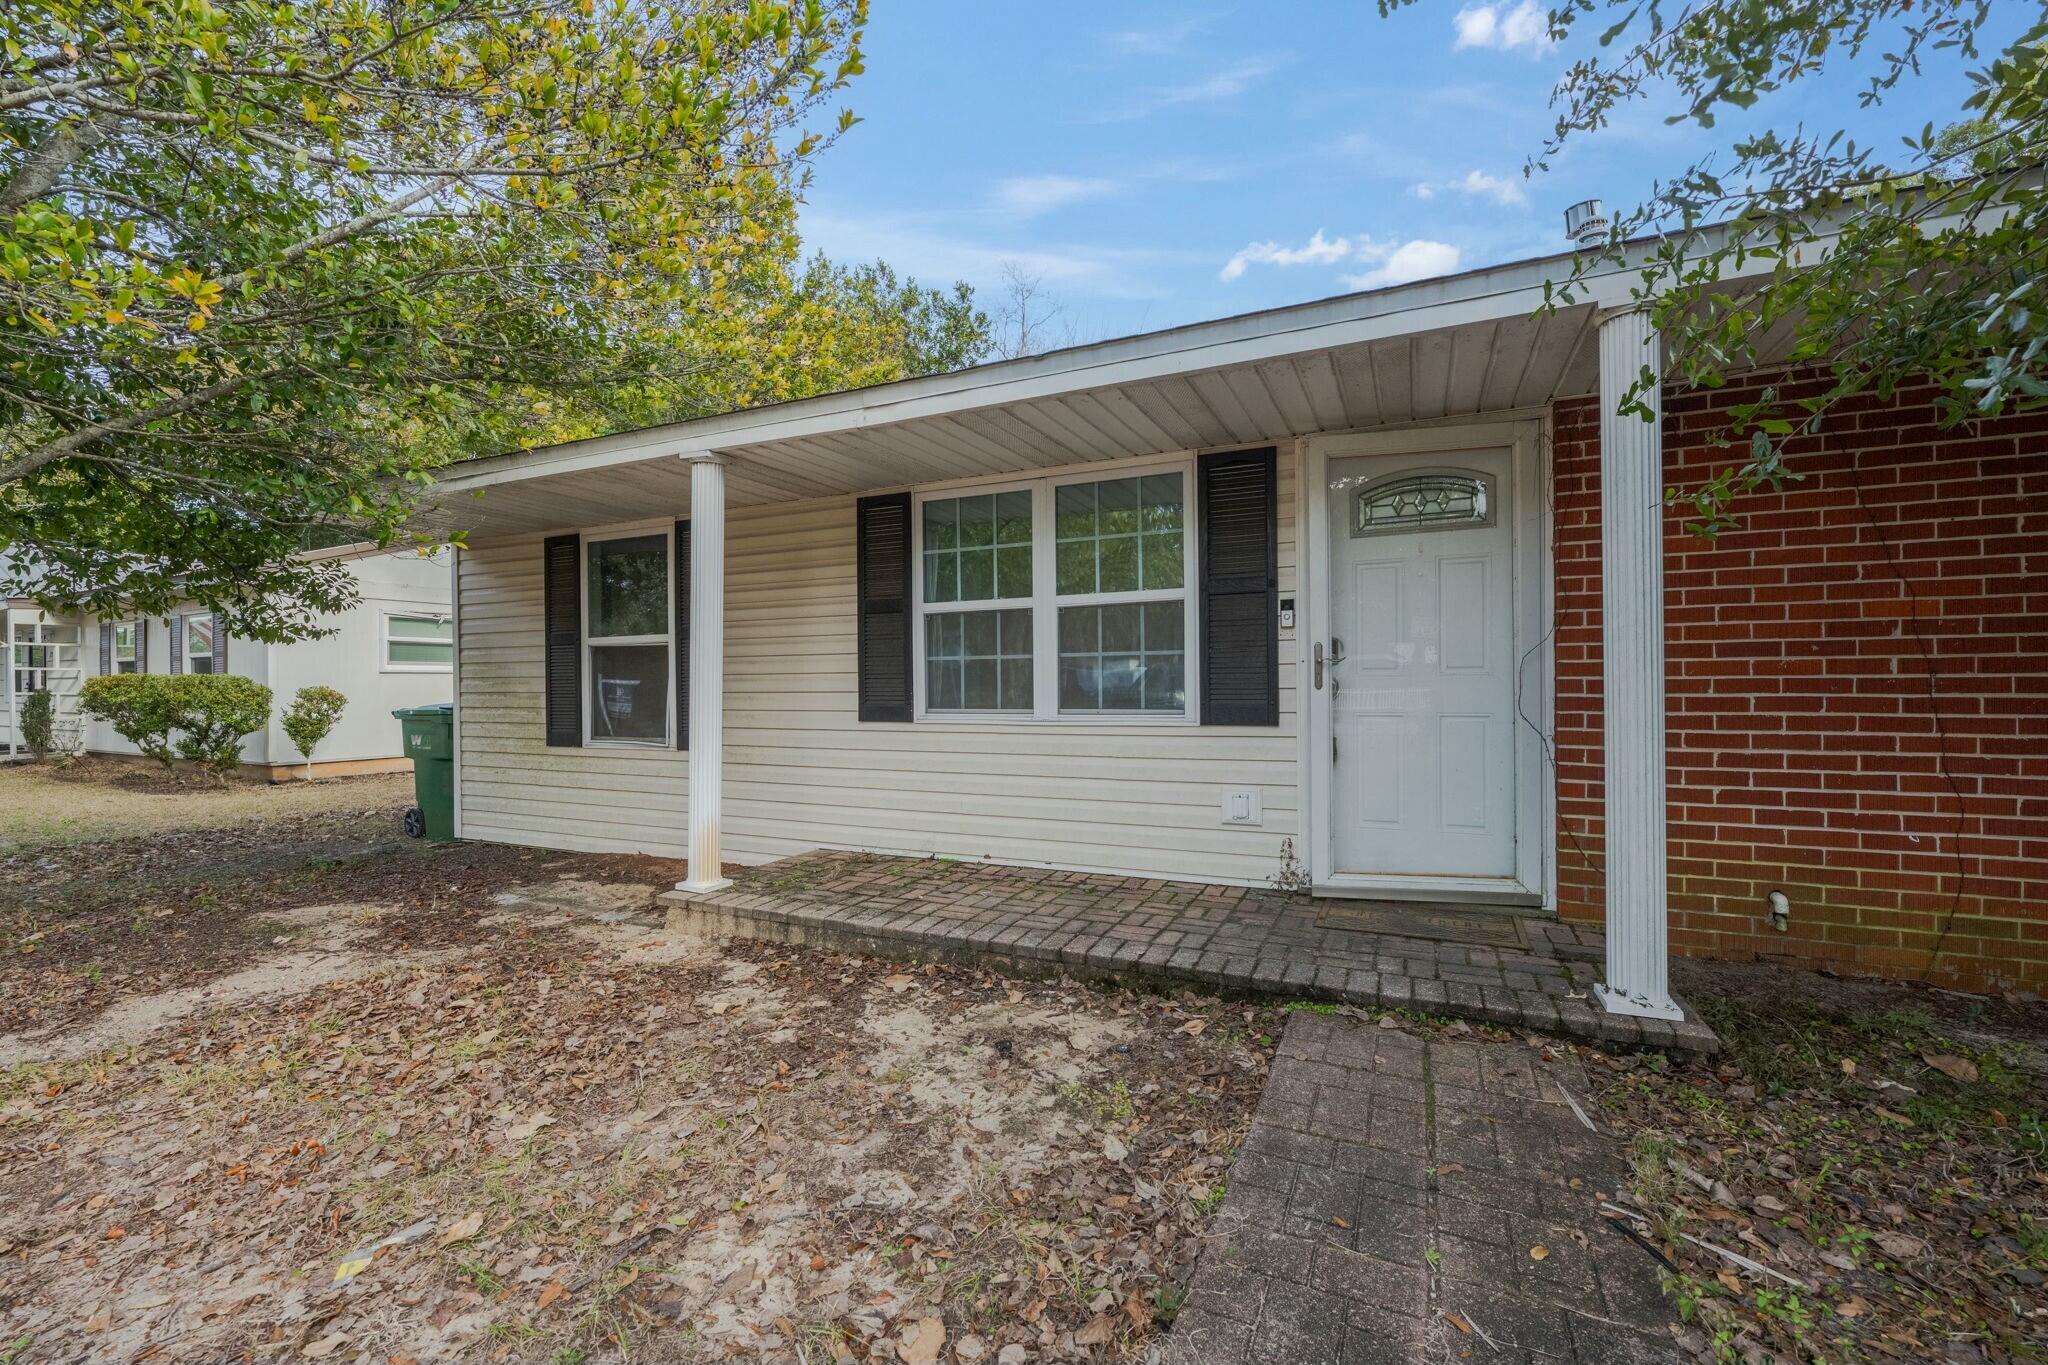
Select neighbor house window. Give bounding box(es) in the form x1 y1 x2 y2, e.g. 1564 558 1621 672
11 620 79 696
184 615 217 674
583 530 671 745
384 612 453 671
113 622 140 673
914 463 1195 721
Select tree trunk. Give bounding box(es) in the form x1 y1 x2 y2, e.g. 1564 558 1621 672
0 113 102 216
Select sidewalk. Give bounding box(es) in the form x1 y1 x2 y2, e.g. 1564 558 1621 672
1163 1009 1689 1364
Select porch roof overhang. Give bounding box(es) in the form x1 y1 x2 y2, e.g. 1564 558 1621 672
417 242 1684 540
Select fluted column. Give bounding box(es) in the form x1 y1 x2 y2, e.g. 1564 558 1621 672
678 455 733 894
1594 308 1682 1020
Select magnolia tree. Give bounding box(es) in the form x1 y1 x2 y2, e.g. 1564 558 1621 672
1384 0 2048 529
0 0 871 639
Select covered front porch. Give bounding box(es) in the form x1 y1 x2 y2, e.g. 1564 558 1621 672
426 241 1757 1035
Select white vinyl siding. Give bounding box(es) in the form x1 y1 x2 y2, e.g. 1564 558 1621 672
455 537 689 856
456 444 1298 884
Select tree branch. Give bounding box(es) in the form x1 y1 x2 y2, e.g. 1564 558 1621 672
0 372 256 484
0 71 126 111
215 175 460 291
0 112 102 215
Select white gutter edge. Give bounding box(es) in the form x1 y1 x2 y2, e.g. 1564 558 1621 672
431 248 1657 494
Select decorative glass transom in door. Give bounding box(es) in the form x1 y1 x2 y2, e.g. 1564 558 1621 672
1326 451 1517 879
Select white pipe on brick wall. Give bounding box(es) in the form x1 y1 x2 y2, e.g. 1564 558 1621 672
1594 308 1684 1021
678 455 734 894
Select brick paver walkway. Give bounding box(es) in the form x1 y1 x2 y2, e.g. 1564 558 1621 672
1165 1011 1688 1364
661 851 1719 1053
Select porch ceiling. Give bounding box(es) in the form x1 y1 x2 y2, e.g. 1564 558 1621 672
426 230 1789 540
423 305 1600 540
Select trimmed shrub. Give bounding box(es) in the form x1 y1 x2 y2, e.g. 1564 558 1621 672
18 688 54 761
281 685 348 778
80 673 179 769
168 674 272 782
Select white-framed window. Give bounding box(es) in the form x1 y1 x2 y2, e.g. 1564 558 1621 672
12 620 79 696
919 482 1037 713
1052 470 1190 715
913 460 1197 722
383 612 453 672
581 527 673 746
183 615 217 675
112 621 140 673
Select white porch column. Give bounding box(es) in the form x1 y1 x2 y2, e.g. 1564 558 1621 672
1594 307 1683 1021
678 454 733 894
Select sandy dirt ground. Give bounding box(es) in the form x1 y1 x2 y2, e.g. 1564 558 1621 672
0 772 1278 1364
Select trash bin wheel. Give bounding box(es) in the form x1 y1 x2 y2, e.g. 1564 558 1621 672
403 806 426 839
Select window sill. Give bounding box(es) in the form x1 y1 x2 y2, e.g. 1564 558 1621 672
581 737 681 755
382 663 454 675
913 711 1197 727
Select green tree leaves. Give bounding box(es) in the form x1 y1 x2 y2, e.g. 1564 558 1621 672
1389 0 2046 532
0 0 871 637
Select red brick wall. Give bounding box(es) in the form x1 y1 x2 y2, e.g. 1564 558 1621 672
1552 373 2048 994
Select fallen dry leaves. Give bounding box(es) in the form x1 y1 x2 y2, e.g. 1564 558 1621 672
1596 967 2048 1364
0 847 1277 1363
0 782 675 1039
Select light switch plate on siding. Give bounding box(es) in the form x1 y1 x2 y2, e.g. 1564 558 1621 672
1220 788 1263 826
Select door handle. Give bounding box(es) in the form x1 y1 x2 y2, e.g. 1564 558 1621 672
1330 657 1340 765
1322 639 1344 764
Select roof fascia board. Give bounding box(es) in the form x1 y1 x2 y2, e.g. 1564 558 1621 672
436 252 1642 495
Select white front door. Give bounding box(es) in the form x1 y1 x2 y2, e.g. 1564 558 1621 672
1326 448 1517 879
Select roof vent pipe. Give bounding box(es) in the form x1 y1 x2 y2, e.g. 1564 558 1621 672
1564 199 1609 250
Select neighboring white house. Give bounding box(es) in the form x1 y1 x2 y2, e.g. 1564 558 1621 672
1 543 452 778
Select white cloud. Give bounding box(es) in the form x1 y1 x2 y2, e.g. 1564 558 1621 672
1218 229 1355 283
1339 239 1463 289
1452 0 1550 54
1413 169 1529 207
1104 16 1212 57
1085 55 1285 123
1218 231 1461 290
994 175 1118 218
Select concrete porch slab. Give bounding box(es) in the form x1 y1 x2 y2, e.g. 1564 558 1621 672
658 851 1720 1054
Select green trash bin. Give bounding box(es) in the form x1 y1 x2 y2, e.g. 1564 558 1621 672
392 702 456 841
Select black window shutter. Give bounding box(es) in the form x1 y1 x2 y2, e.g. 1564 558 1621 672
542 534 581 747
216 619 227 674
1198 447 1279 726
674 519 690 751
100 622 112 675
169 616 184 674
856 493 914 722
136 621 148 673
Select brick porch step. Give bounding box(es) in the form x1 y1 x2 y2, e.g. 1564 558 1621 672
656 852 1719 1054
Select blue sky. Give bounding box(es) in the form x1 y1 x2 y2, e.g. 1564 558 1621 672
798 1 2001 344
